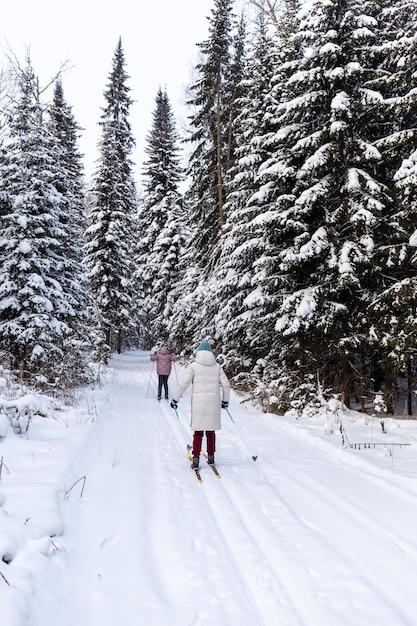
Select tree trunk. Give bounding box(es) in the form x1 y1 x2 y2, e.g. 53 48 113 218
249 0 281 33
407 355 413 416
385 362 395 414
342 354 351 409
215 86 225 227
116 329 123 354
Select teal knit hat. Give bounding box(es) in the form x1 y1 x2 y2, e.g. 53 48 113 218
197 341 212 352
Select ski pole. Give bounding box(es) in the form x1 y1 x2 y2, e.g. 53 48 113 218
146 361 155 398
226 407 234 423
170 401 179 419
226 405 257 460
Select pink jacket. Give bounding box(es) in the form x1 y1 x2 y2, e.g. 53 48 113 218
150 347 177 375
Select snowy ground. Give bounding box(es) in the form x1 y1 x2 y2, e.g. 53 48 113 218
1 350 417 626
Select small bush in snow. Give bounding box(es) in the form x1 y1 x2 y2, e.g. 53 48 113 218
0 414 9 441
373 393 387 414
324 421 334 435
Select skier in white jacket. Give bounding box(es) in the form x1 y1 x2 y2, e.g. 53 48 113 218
171 341 230 470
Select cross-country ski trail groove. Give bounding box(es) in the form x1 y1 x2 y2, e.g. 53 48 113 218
25 351 417 626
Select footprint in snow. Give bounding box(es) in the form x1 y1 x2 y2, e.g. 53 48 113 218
100 536 120 550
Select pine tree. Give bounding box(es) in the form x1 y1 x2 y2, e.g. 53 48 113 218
245 0 398 410
48 80 85 260
169 0 246 355
0 145 11 218
0 60 87 384
47 80 97 377
84 38 137 354
362 0 417 412
135 88 185 346
185 0 238 272
205 1 302 405
213 10 280 376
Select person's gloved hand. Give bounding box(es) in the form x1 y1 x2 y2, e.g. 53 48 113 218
221 401 229 409
170 400 178 409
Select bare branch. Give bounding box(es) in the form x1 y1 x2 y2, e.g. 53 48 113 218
249 0 282 33
2 41 74 101
38 59 74 97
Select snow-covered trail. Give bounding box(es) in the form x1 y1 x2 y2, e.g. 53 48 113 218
27 351 417 626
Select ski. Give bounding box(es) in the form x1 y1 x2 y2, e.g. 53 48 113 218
186 447 203 483
192 467 203 483
201 450 221 478
207 463 221 478
186 446 221 480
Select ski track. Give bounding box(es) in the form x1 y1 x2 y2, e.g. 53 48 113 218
219 418 417 626
24 352 417 626
162 400 299 626
262 419 417 556
223 447 415 626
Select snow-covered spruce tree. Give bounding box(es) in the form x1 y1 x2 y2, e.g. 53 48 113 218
185 0 237 270
84 38 137 355
246 0 402 411
224 14 247 181
169 0 246 353
0 60 88 385
47 79 99 379
397 148 417 415
212 10 281 381
246 0 307 411
210 1 303 408
0 145 11 216
361 0 417 412
48 80 85 261
135 87 185 347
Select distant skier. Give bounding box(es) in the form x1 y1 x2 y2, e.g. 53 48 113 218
150 346 178 401
170 341 230 469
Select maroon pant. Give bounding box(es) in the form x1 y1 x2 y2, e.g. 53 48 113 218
192 431 215 457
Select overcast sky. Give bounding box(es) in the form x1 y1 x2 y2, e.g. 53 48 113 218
2 0 249 183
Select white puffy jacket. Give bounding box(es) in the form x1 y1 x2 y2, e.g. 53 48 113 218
173 350 230 431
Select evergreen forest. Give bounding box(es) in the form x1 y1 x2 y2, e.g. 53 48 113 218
1 0 417 416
